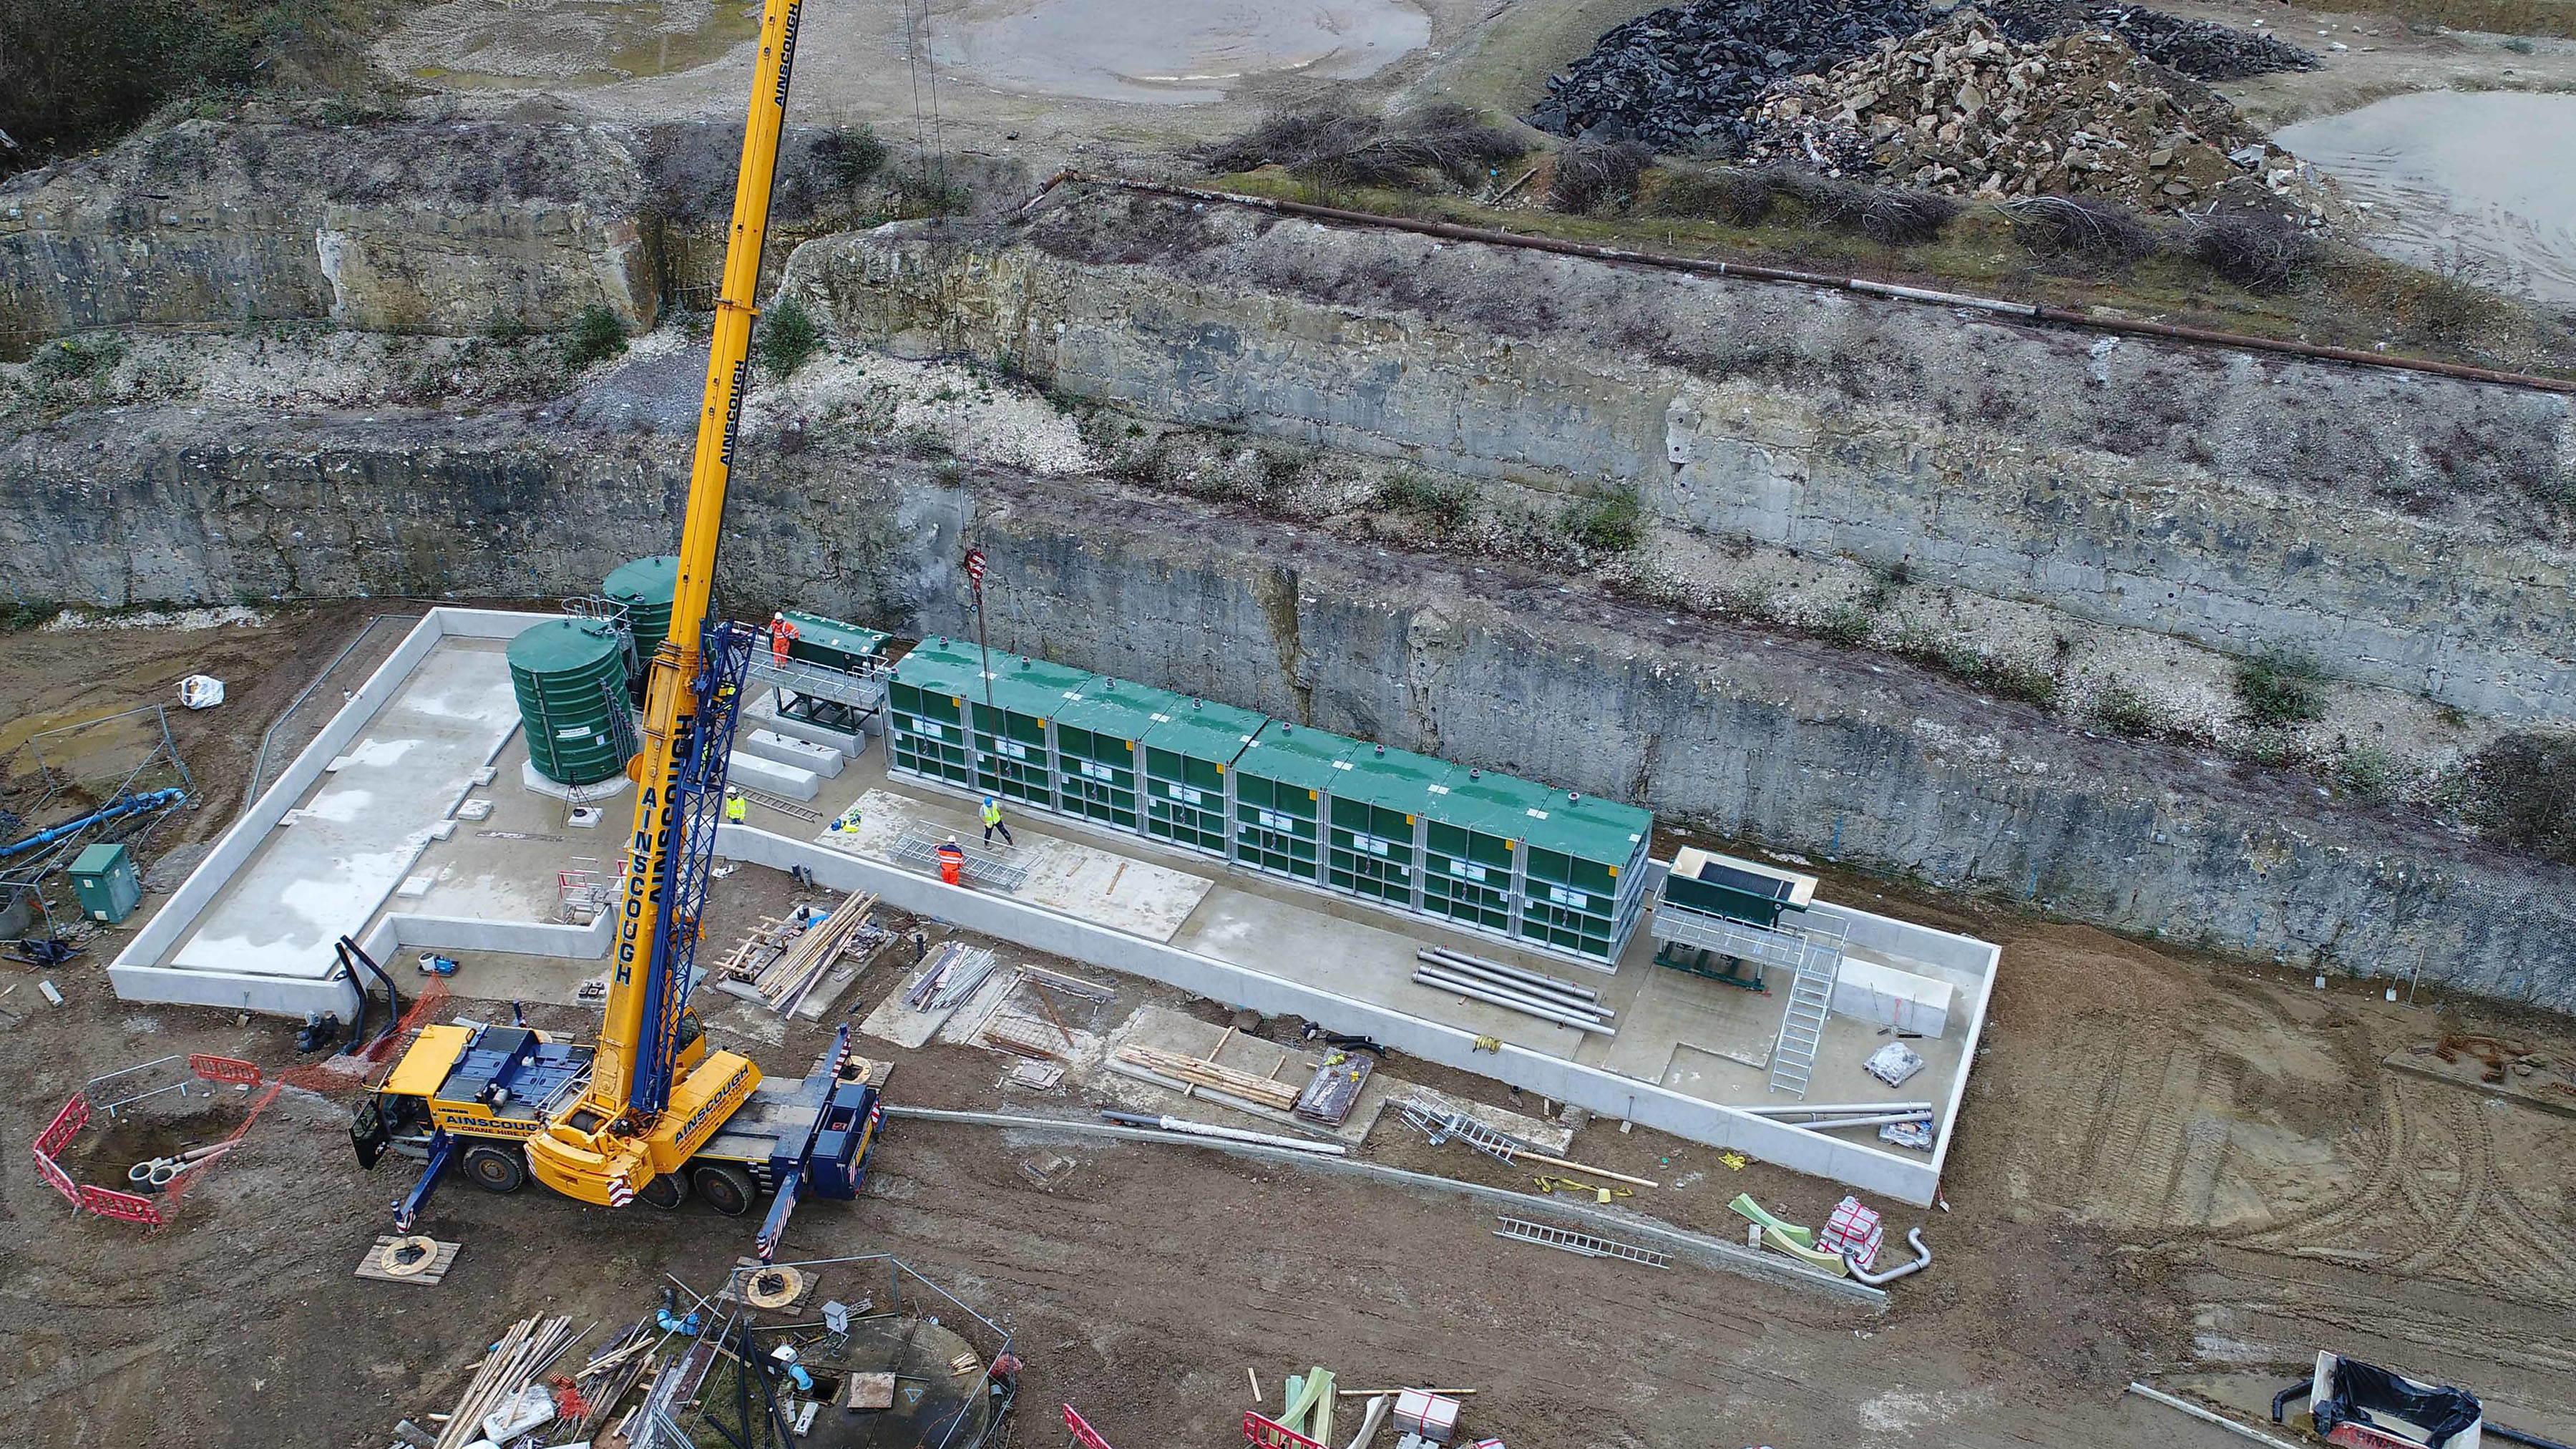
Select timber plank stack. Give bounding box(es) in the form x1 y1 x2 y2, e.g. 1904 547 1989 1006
1116 1043 1301 1111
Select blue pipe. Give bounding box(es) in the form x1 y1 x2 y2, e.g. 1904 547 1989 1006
0 788 187 860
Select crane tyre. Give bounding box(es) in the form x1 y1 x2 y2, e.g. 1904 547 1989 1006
460 1143 526 1194
693 1163 756 1217
638 1173 686 1210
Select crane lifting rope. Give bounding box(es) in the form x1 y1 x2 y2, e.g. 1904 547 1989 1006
352 0 880 1255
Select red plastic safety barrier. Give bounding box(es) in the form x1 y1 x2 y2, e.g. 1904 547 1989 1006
77 1184 165 1226
33 1148 79 1206
36 1094 89 1156
1064 1405 1118 1449
154 1083 282 1226
1244 1412 1329 1449
187 1053 263 1085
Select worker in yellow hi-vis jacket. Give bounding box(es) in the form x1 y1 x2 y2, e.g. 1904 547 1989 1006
980 794 1013 848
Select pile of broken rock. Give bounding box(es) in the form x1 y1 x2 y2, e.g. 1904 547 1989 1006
1745 10 2280 209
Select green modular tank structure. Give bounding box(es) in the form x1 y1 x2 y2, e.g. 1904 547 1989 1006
779 610 891 673
602 555 680 645
507 618 637 787
883 647 1655 966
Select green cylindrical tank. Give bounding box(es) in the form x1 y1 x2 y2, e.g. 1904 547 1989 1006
507 620 634 786
602 555 680 648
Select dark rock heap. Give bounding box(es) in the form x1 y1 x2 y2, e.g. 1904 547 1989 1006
1528 0 1928 152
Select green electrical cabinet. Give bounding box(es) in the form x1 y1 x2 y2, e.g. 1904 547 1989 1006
886 637 985 789
970 654 1091 811
1324 743 1451 909
1229 722 1355 884
1049 676 1182 831
1512 789 1654 965
1423 769 1531 935
1141 698 1264 855
69 842 142 925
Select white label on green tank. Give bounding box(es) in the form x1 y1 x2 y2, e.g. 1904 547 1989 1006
557 726 592 738
1548 886 1590 909
996 739 1028 760
1450 861 1488 883
1179 786 1204 806
917 720 945 739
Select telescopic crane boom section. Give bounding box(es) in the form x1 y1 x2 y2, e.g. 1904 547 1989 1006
523 0 806 1209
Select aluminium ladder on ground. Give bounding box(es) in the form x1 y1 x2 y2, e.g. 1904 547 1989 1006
1398 1098 1528 1166
891 828 1032 892
1492 1216 1670 1269
1765 918 1849 1098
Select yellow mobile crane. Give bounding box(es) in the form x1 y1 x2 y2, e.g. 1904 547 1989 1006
352 0 879 1257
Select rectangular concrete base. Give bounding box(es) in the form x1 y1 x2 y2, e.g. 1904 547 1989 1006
741 728 847 779
755 698 867 758
728 751 821 801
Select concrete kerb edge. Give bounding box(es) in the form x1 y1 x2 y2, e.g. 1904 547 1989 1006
721 824 1949 1206
884 1105 1888 1308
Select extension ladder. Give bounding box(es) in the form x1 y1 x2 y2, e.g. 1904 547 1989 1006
1399 1100 1527 1164
1492 1216 1670 1269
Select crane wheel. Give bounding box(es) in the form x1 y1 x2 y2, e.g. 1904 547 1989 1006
693 1163 756 1217
638 1174 686 1210
460 1143 526 1194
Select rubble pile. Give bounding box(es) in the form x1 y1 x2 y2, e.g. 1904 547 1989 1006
1986 0 2321 79
1743 12 2260 208
1529 0 1928 152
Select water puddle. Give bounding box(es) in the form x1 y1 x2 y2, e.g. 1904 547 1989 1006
2276 89 2576 306
928 0 1430 104
385 0 762 89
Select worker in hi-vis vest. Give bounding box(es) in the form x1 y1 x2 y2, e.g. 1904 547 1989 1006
980 794 1014 848
936 835 967 886
769 612 799 665
724 786 747 824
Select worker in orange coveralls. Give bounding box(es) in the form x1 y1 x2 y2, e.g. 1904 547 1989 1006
936 835 967 887
769 612 799 665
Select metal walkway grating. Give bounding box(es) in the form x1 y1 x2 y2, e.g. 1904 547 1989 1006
1493 1216 1669 1269
892 829 1031 892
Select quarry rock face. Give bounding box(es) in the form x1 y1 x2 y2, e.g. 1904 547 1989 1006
0 119 657 354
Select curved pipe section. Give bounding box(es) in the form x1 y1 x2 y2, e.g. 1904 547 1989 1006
1845 1227 1932 1285
2272 1380 2312 1425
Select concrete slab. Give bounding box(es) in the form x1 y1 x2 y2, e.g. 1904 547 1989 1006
169 638 522 985
728 751 821 800
741 728 846 779
1013 838 1211 943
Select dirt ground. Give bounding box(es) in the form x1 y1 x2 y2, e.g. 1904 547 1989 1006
4 610 2574 1448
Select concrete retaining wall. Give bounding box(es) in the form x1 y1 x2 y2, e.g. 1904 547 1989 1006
718 824 1976 1206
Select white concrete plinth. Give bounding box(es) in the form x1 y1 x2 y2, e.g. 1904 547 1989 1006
521 758 635 804
741 727 846 779
728 751 821 801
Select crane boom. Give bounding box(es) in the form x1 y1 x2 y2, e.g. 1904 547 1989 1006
525 0 806 1208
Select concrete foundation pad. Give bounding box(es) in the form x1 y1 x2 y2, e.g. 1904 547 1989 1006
728 751 821 801
519 758 634 804
741 727 846 779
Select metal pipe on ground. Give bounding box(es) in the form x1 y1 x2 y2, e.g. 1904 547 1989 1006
1410 969 1617 1036
1096 1109 1349 1156
1416 946 1601 1002
1742 1101 1934 1117
2124 1383 2306 1449
1783 1112 1936 1132
1844 1227 1933 1285
1413 951 1612 1015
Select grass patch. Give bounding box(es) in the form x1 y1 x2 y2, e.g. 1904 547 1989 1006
1205 102 1525 190
2187 215 2322 296
560 304 628 371
2336 743 2406 803
1374 467 1476 528
758 294 822 379
26 333 130 385
1559 487 1644 552
2091 682 2168 738
1548 142 1652 215
1815 603 1876 647
3 599 62 632
2232 648 2328 728
1894 631 2062 708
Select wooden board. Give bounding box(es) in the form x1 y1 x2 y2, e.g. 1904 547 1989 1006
847 1372 896 1410
353 1235 459 1285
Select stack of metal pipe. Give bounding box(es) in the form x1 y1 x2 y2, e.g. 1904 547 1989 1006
1742 1099 1936 1133
1411 947 1616 1036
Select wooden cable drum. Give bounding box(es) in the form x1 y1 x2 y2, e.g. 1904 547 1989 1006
745 1264 804 1309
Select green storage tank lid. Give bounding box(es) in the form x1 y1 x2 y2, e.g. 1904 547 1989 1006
507 619 635 787
1327 740 1457 819
976 653 1093 724
1139 696 1267 769
1518 785 1653 867
892 636 990 702
602 555 681 643
70 842 130 877
1237 720 1361 793
779 610 890 666
1052 675 1188 743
